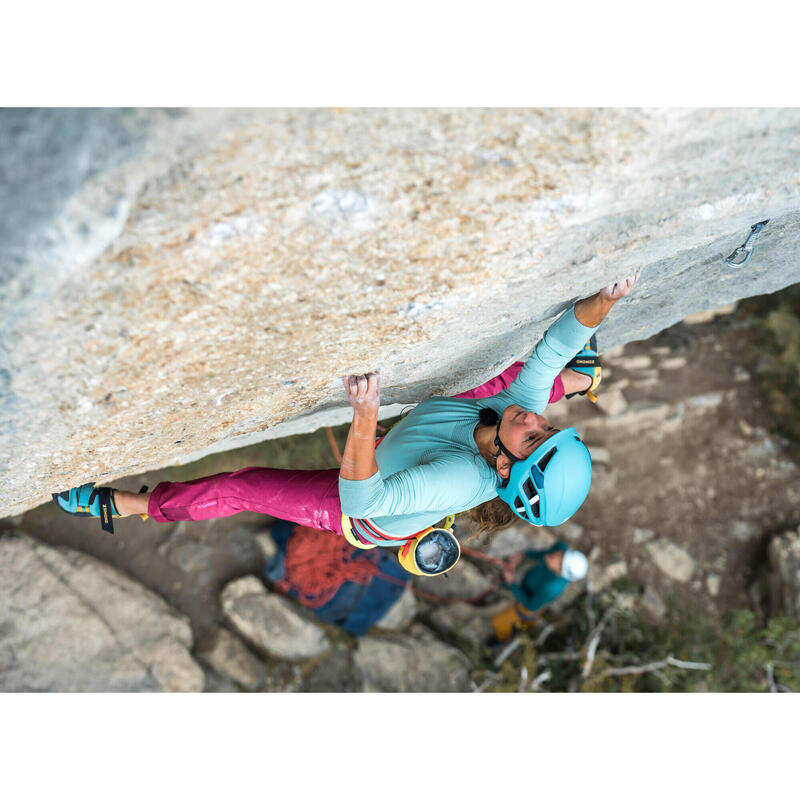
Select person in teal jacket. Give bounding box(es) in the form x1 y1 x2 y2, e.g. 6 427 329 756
508 541 588 611
54 275 639 561
492 541 589 641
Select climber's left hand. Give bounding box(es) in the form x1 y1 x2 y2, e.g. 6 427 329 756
342 370 381 416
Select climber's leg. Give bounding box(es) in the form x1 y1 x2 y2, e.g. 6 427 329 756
144 467 344 533
113 490 149 516
453 362 582 403
561 368 592 395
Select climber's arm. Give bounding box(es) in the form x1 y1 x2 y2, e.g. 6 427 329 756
496 271 641 411
339 372 380 482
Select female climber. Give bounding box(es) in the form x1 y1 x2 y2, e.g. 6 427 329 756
54 273 639 573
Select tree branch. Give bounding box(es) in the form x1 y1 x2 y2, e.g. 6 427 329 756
473 672 499 693
538 651 582 662
582 605 616 679
534 623 555 648
597 653 711 679
530 669 552 691
665 656 712 671
493 636 521 668
766 662 777 693
518 666 528 693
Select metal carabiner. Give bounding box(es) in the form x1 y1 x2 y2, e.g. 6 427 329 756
725 219 770 268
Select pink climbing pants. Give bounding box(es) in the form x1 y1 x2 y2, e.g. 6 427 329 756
147 365 565 531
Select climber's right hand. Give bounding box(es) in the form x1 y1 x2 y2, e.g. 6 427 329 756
342 371 381 415
599 270 640 302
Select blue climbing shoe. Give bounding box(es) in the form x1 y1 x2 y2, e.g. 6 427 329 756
52 482 121 534
565 334 601 403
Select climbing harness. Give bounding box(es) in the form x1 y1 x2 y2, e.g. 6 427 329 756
343 512 460 576
725 219 769 268
334 426 462 575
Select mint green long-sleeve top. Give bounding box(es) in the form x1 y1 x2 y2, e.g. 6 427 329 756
338 305 597 538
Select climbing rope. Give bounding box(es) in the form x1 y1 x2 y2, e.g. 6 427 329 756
274 525 380 608
325 422 387 467
325 427 342 465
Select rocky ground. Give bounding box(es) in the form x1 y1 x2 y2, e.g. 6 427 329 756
2 303 799 691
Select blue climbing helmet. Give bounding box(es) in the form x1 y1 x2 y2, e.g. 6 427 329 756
495 427 592 527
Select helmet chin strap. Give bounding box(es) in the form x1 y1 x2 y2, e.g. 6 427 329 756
494 419 523 475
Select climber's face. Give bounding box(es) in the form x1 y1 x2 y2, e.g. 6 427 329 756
495 404 559 479
545 550 564 575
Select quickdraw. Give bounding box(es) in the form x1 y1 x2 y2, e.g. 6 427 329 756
725 219 769 268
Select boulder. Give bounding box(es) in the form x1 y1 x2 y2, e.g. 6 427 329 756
0 531 203 691
599 388 628 416
631 527 656 544
254 531 277 562
588 446 611 466
559 521 585 542
646 539 697 583
157 523 215 578
583 402 672 433
354 631 471 692
767 527 800 616
639 586 667 620
485 521 556 557
195 626 266 691
4 108 800 518
300 648 362 693
731 520 759 542
588 560 628 593
428 602 495 649
374 584 418 631
685 392 725 410
412 558 493 601
220 576 330 662
621 355 653 370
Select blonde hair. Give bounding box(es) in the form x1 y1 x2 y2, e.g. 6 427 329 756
464 409 515 539
465 496 515 540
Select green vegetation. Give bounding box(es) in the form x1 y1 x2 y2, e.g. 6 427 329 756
485 584 800 692
739 283 800 448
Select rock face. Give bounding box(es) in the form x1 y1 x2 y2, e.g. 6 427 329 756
3 108 800 517
0 531 203 691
